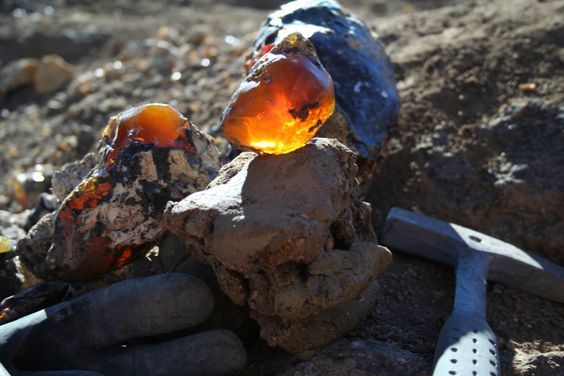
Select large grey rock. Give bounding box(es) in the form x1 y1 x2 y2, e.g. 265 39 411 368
165 138 392 355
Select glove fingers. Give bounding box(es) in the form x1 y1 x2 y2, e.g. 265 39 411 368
94 329 246 376
45 273 215 349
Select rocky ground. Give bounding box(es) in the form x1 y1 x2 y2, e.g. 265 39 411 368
0 0 563 375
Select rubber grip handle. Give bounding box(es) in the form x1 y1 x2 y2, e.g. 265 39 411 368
433 311 500 376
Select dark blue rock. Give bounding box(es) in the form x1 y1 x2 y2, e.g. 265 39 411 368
251 0 400 160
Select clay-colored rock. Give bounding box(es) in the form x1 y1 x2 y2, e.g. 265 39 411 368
34 55 75 94
16 213 55 280
51 153 97 201
165 138 391 355
0 58 38 95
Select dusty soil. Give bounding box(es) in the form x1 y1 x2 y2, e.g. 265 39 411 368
1 0 563 375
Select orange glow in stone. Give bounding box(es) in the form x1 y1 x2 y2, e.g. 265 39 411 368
221 33 335 155
102 103 193 166
55 176 115 279
55 103 195 280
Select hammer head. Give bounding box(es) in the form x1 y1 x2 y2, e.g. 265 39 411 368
382 208 564 303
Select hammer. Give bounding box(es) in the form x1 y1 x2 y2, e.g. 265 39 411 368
381 207 564 376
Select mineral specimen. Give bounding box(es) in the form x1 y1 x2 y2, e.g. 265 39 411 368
50 104 220 281
249 0 400 161
221 33 335 155
165 138 391 355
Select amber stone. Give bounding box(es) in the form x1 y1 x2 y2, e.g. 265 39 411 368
55 176 116 278
102 103 192 166
221 33 335 155
54 104 192 280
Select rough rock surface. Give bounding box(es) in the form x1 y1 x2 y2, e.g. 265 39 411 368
0 58 38 96
165 138 392 355
512 351 564 376
16 213 55 280
51 152 97 201
34 54 75 94
16 117 221 281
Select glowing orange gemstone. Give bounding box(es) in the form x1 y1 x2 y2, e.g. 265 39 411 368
54 103 195 280
102 103 193 166
221 33 335 155
55 176 115 279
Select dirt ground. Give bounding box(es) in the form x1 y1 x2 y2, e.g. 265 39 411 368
0 0 563 375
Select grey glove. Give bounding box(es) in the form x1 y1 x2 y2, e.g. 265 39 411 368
0 273 246 376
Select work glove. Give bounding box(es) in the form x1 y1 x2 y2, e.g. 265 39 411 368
0 273 246 376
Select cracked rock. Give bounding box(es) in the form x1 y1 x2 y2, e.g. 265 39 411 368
165 138 391 355
18 104 221 281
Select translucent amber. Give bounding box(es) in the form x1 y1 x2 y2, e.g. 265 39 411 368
221 33 335 155
55 104 192 280
102 103 192 166
56 176 116 278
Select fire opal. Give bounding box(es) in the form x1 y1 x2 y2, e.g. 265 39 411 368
220 33 335 155
53 103 220 280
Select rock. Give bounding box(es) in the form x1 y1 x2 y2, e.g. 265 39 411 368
251 0 399 161
0 58 38 95
157 234 256 339
51 104 221 281
512 350 564 376
16 213 56 280
221 32 335 155
165 138 392 355
34 54 75 94
16 153 99 281
51 152 98 201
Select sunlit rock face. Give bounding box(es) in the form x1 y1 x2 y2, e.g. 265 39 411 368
221 33 335 155
51 104 220 281
165 138 392 355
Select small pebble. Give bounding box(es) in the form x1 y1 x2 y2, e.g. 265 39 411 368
521 82 536 94
0 236 12 254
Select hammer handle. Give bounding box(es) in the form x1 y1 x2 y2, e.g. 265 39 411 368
433 251 500 376
434 312 500 376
